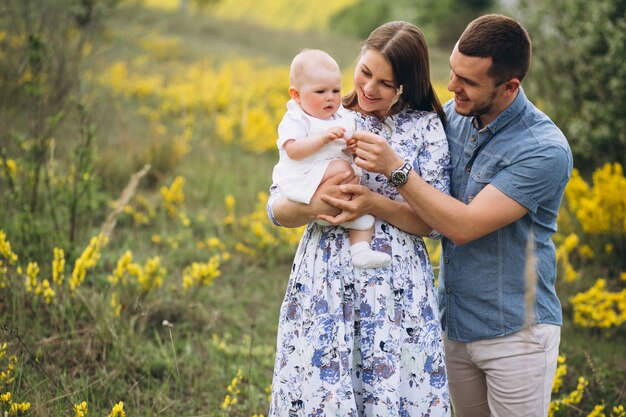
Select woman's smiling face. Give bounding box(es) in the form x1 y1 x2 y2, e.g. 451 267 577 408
353 49 398 119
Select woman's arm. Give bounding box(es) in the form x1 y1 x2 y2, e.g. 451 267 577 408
268 171 355 228
317 183 433 236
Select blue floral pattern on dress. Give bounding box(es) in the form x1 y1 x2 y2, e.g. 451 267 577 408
269 108 451 417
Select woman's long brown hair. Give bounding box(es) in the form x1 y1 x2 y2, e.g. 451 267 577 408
343 21 446 125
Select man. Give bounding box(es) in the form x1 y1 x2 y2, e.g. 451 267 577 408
336 14 572 417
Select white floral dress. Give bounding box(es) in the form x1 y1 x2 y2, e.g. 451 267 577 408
268 108 451 417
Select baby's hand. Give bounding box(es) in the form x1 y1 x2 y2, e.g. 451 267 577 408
323 127 346 144
346 136 358 153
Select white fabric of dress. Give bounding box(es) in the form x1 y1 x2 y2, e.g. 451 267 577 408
272 99 356 204
269 107 452 417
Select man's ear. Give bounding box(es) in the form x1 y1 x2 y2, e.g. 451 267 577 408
503 79 521 97
288 86 301 103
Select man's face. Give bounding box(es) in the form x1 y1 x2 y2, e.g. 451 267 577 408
447 44 507 126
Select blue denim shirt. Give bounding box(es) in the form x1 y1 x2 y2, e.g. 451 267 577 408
439 87 573 342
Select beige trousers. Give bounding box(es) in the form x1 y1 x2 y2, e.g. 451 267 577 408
444 324 560 417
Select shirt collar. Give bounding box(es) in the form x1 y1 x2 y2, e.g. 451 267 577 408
472 86 528 134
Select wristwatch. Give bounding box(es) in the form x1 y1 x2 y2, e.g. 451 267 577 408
389 162 412 187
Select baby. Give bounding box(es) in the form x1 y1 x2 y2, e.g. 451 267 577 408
271 49 390 269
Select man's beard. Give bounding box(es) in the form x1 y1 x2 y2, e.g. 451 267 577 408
458 90 498 118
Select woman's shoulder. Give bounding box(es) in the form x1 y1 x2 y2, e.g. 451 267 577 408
402 107 441 122
395 108 443 130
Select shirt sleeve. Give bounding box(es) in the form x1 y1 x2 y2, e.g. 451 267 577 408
418 113 451 240
266 183 283 227
277 110 308 149
418 113 451 194
490 144 571 213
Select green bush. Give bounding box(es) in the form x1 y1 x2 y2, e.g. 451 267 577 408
515 0 626 173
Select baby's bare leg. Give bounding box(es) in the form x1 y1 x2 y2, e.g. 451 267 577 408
349 226 374 245
320 159 354 185
317 160 390 268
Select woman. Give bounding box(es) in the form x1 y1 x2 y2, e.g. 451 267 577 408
267 21 451 416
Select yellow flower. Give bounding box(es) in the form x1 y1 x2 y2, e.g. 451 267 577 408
108 401 125 417
0 230 18 264
552 355 567 393
138 256 165 292
612 405 625 417
160 176 185 218
25 261 39 293
74 401 88 417
182 256 221 290
4 159 16 174
224 194 235 211
10 401 31 414
1 391 11 403
110 292 122 317
70 234 107 292
52 248 65 286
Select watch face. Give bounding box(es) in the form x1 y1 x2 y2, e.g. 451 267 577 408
390 163 411 186
391 171 407 185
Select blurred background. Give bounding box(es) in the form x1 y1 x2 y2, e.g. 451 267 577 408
0 0 624 415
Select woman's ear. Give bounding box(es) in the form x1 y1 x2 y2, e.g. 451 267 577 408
288 86 301 103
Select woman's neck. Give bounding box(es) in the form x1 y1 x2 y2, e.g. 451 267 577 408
350 102 404 121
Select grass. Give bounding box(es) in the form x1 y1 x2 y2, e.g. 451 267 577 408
1 2 624 417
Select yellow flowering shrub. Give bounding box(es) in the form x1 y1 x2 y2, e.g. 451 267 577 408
221 192 305 262
565 163 626 234
160 176 186 218
182 256 221 290
570 279 626 331
557 163 626 333
0 342 30 417
70 234 108 292
549 376 589 417
138 256 166 292
221 368 243 415
143 0 358 32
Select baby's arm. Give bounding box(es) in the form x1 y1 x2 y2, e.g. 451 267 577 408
283 127 345 160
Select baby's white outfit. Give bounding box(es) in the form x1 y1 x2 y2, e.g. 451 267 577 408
271 100 390 269
272 99 356 205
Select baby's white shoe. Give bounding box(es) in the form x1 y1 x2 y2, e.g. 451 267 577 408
350 241 391 269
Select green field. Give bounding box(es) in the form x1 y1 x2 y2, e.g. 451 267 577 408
0 2 624 416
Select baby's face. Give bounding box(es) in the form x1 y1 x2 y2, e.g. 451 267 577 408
295 66 342 120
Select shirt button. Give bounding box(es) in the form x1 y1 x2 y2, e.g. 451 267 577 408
446 288 452 294
444 258 450 264
465 166 471 173
470 135 476 142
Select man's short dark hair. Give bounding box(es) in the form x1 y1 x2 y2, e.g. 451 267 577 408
458 14 531 84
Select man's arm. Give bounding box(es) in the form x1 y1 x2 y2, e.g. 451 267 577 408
350 130 528 245
396 175 528 245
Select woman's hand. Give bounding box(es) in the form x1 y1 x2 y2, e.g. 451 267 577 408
351 130 405 177
270 171 355 228
317 183 376 225
310 170 355 217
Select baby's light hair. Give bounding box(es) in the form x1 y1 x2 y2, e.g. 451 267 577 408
290 49 340 88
